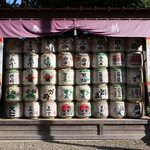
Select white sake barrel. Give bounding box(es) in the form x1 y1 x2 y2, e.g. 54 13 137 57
24 102 40 119
92 101 108 118
92 84 108 101
125 38 143 52
6 54 22 69
75 85 91 101
126 52 143 68
110 68 126 84
108 38 124 52
23 86 39 102
40 53 56 69
6 38 22 54
109 101 126 118
110 85 126 100
40 69 56 85
24 53 39 69
58 102 74 118
23 69 38 85
75 37 90 52
58 37 74 52
41 38 56 53
42 102 57 118
57 86 73 101
58 52 73 68
91 37 107 53
127 102 142 118
6 102 23 119
75 53 90 69
92 53 108 68
5 86 22 102
75 70 90 85
58 69 74 85
23 38 39 53
76 102 91 118
127 69 143 85
40 85 56 102
127 85 142 102
92 69 108 84
109 53 125 67
6 70 21 85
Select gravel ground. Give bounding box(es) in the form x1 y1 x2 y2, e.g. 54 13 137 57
0 140 149 150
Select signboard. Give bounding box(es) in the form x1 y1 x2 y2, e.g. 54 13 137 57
146 38 150 106
0 38 3 101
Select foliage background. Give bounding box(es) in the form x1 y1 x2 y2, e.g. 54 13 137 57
0 0 150 8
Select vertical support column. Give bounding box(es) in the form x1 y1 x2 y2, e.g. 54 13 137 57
0 38 3 102
146 38 150 107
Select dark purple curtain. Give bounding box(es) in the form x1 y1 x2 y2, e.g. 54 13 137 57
0 19 150 37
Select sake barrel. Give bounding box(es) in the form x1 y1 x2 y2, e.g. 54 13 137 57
126 52 143 68
125 38 143 52
6 54 22 69
6 102 23 119
23 86 39 102
58 52 73 68
127 85 142 101
40 85 56 102
92 84 108 101
75 70 90 85
58 69 74 85
127 102 142 118
109 53 125 67
75 53 90 69
58 37 74 52
92 69 108 84
23 69 38 85
6 70 21 85
58 102 74 118
110 68 126 84
110 85 126 100
24 102 40 119
75 37 90 52
91 37 107 53
24 53 39 69
108 38 124 52
40 69 56 85
40 38 56 53
5 86 22 102
92 101 108 118
23 38 39 53
42 101 57 118
109 101 126 118
5 38 22 54
92 53 108 68
40 53 56 69
57 86 73 101
75 85 91 101
76 102 91 118
127 69 143 85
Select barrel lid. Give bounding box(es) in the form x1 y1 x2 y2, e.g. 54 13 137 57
110 52 124 54
7 70 18 73
111 85 125 87
79 70 90 72
94 84 107 88
110 68 125 71
95 69 107 71
127 85 141 88
96 53 107 55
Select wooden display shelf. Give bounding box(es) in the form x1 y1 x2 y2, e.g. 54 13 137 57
0 117 149 140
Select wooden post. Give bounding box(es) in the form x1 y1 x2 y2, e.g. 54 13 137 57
146 38 150 107
0 38 3 103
